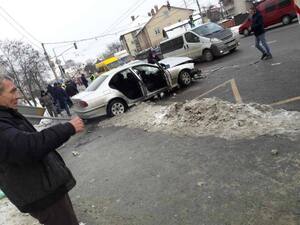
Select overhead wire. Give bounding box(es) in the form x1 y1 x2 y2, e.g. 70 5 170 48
0 9 43 50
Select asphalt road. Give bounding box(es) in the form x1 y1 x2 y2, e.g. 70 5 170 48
60 23 300 225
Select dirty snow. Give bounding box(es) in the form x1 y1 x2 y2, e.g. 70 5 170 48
100 98 300 140
0 198 39 225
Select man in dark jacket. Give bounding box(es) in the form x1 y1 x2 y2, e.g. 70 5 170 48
65 80 79 98
250 5 272 60
0 74 84 225
81 74 89 88
53 83 72 116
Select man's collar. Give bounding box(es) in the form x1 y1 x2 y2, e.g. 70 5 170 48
0 105 17 118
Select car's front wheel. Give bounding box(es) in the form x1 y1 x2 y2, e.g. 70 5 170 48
243 29 250 36
178 70 192 87
203 49 214 62
107 99 127 117
282 15 291 25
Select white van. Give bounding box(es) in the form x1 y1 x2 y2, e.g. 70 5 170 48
160 22 239 62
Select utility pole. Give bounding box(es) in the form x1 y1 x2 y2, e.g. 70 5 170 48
195 0 203 23
41 43 59 81
183 0 188 8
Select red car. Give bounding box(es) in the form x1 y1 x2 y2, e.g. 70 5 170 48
239 0 297 36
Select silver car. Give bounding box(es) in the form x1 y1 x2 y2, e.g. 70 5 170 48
72 57 201 119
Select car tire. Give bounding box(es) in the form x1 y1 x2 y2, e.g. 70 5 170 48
203 49 214 62
178 70 192 87
243 29 250 36
282 15 291 25
229 47 237 53
107 99 127 117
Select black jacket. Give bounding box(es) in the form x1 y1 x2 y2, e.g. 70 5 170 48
66 84 79 97
251 10 265 36
0 106 76 213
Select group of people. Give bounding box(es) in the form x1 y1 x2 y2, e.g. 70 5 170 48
40 80 79 117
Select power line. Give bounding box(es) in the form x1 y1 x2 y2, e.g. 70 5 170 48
104 0 149 33
0 5 41 44
0 10 42 50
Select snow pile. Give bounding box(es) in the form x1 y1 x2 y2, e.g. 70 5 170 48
0 198 39 225
100 98 300 140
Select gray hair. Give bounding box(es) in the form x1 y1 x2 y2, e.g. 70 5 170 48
0 74 13 94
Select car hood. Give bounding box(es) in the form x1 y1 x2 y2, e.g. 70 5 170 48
159 57 193 68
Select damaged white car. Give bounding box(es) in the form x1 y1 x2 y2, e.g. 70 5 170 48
72 57 201 119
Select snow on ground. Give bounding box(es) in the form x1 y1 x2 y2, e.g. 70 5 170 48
100 98 300 140
0 198 39 225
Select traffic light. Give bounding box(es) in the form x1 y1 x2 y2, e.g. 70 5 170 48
74 42 78 49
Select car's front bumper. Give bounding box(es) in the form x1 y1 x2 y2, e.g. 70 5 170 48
211 40 239 56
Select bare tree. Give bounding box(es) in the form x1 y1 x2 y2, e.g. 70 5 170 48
0 40 50 106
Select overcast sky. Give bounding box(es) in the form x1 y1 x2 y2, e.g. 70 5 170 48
0 0 218 63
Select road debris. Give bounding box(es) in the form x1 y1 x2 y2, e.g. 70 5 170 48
100 98 300 140
271 149 279 155
72 151 80 157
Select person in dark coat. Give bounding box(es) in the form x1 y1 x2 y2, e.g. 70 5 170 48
0 74 85 225
81 74 88 88
53 83 72 116
147 49 160 64
250 5 272 60
65 81 79 98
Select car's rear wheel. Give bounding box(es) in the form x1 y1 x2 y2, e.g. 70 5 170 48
107 99 127 117
178 70 192 87
282 15 291 25
203 49 214 62
243 29 250 36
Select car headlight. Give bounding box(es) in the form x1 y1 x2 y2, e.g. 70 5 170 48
210 38 222 43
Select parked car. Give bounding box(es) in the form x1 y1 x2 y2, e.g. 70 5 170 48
239 0 297 36
160 22 240 62
71 57 201 119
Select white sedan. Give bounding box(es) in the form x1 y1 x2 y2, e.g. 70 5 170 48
72 57 201 119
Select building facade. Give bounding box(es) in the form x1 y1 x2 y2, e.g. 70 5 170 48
221 0 253 16
136 5 193 50
120 28 143 56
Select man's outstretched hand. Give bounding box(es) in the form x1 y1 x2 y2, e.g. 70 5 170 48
69 116 85 133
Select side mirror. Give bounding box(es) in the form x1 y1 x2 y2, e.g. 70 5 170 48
160 63 170 69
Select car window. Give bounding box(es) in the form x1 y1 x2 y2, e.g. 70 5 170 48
265 3 277 13
133 65 167 92
160 36 184 54
192 23 223 36
85 75 108 91
278 0 292 8
185 32 200 43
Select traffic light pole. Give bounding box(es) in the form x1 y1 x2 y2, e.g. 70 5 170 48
41 43 59 81
195 0 203 23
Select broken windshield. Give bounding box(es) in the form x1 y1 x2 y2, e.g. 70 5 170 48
192 23 224 37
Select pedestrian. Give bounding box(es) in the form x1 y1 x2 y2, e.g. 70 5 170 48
89 73 96 82
147 49 160 64
81 74 88 88
0 74 84 225
40 90 58 117
53 83 72 116
250 4 272 60
65 80 79 98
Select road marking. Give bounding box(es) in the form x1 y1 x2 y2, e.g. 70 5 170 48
270 96 300 106
231 79 243 103
195 80 231 100
271 62 282 66
195 79 243 104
